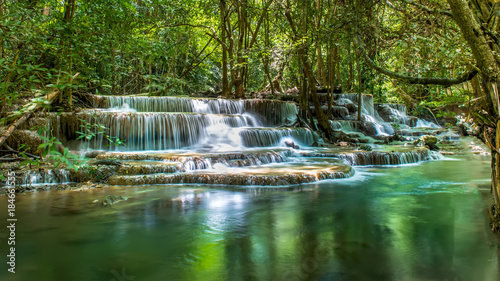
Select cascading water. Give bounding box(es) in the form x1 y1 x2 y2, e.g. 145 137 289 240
77 111 266 151
336 94 375 117
375 103 416 127
99 96 296 125
20 169 71 186
332 94 394 136
330 120 358 132
12 93 446 187
416 119 441 128
239 128 317 147
74 96 303 151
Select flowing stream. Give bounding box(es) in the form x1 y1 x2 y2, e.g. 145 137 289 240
0 151 498 281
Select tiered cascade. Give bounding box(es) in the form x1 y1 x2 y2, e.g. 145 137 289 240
12 94 445 187
329 94 443 139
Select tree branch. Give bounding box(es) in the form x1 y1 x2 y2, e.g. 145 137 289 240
356 35 478 87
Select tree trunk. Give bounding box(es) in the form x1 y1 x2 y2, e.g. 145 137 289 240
0 91 59 148
234 0 247 99
348 41 353 91
447 0 500 220
495 121 500 209
357 54 362 121
220 0 230 98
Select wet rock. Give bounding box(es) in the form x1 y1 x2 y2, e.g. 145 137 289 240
84 150 106 158
107 165 354 186
19 117 50 131
414 135 439 151
330 106 350 119
390 133 407 142
375 133 407 144
359 122 378 136
88 159 123 166
358 145 372 151
117 164 178 175
66 140 84 150
5 130 43 154
101 195 128 206
284 140 299 149
311 140 328 147
70 165 116 182
469 141 490 156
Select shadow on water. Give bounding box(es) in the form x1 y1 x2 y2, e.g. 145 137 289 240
0 154 499 281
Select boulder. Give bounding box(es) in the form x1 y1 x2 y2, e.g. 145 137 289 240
84 150 106 158
414 135 439 151
284 140 299 149
5 130 43 154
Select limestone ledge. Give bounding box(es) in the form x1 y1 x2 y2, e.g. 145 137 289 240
107 165 354 186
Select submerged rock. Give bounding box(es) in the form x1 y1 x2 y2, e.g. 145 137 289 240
101 195 128 206
284 140 299 149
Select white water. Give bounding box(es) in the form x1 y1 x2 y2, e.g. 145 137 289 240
416 119 441 128
21 169 71 186
84 97 305 151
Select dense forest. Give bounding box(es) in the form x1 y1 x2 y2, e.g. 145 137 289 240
1 2 500 221
3 1 500 280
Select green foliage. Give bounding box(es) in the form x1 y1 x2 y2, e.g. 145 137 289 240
419 88 470 109
76 116 126 148
358 145 372 151
76 118 106 141
0 0 476 114
391 123 402 130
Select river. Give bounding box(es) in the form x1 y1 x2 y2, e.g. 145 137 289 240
0 152 498 281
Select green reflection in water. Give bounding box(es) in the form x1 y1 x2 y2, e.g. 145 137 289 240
0 154 498 281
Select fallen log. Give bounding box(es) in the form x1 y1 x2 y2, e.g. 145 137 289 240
0 149 40 159
0 91 59 148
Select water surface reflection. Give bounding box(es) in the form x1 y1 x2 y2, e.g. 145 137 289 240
0 154 498 281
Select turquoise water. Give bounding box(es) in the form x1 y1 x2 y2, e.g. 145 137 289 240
0 154 498 281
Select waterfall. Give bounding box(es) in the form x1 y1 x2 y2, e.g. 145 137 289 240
103 96 194 112
416 119 440 128
375 103 417 127
57 95 300 151
11 93 443 188
301 149 435 166
330 120 358 132
21 169 71 186
243 99 298 126
332 94 397 136
239 128 317 147
98 96 297 126
335 94 375 117
364 115 393 136
75 111 266 151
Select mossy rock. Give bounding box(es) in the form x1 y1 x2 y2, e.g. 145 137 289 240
5 130 43 155
101 195 128 206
